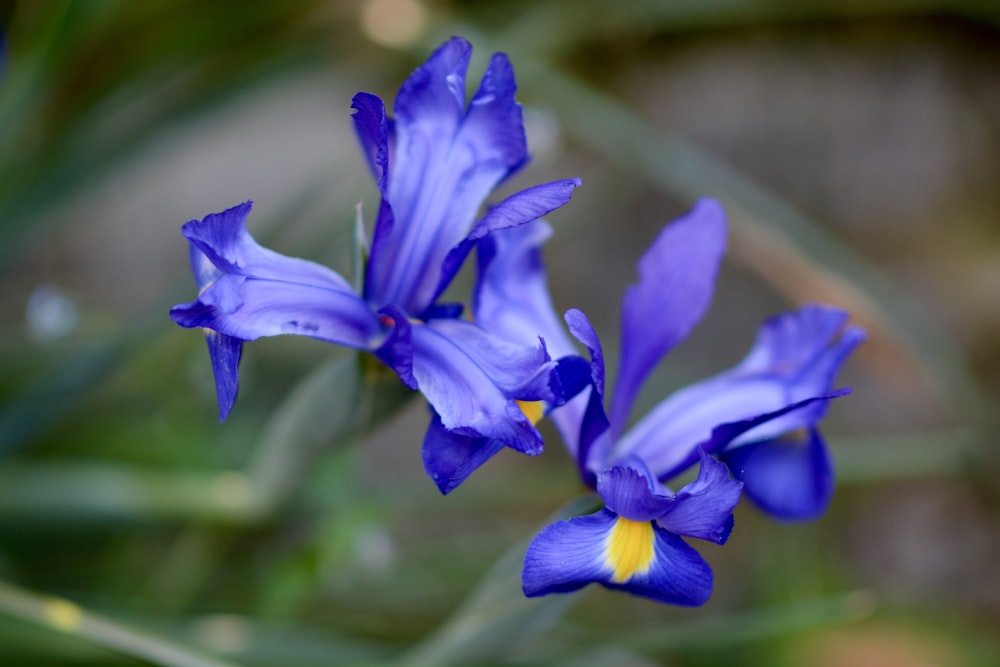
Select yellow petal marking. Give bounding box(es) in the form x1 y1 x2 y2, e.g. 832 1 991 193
517 400 544 426
605 517 655 583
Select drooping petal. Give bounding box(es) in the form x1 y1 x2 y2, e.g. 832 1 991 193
204 330 242 422
612 304 863 480
422 411 506 494
386 317 553 455
657 450 742 544
435 179 581 307
720 427 834 520
368 40 532 315
609 198 727 436
596 463 674 522
522 509 714 606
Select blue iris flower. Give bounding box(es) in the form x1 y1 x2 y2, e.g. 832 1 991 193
170 38 580 487
475 198 864 603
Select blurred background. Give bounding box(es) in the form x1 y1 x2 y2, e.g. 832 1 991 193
1 1 998 665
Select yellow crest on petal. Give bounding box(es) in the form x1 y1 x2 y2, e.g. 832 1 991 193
605 517 655 583
516 400 544 426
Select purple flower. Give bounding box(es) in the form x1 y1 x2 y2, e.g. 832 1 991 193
522 452 742 605
170 38 580 488
476 199 863 603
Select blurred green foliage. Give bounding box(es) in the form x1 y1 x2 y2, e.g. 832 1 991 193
1 1 999 665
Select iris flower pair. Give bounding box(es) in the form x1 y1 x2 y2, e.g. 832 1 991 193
170 38 581 487
172 37 864 607
474 199 864 604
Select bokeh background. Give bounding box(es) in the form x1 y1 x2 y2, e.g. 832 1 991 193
1 1 998 666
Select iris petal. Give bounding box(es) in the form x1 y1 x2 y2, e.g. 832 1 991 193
610 199 727 436
369 39 532 314
657 450 742 544
613 304 862 479
721 427 834 520
474 219 594 461
474 220 573 355
171 273 381 350
565 309 612 481
422 412 506 494
204 330 242 422
181 201 352 291
402 318 550 455
522 509 714 606
435 179 580 308
596 463 675 522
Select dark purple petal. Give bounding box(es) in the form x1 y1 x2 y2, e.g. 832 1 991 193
610 199 727 436
406 319 550 454
657 450 742 544
422 411 506 494
351 92 390 193
720 427 834 520
596 463 674 522
434 179 581 306
204 330 242 422
374 306 417 389
522 509 714 606
564 309 612 482
523 509 618 597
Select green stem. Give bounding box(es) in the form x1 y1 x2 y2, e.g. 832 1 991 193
0 580 244 667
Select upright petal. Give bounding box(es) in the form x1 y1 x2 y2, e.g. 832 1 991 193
596 463 675 522
367 41 532 314
435 179 581 308
566 309 613 482
522 509 714 606
351 92 390 192
612 304 862 480
610 199 727 436
720 427 834 520
474 220 574 355
656 450 742 544
474 218 595 463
